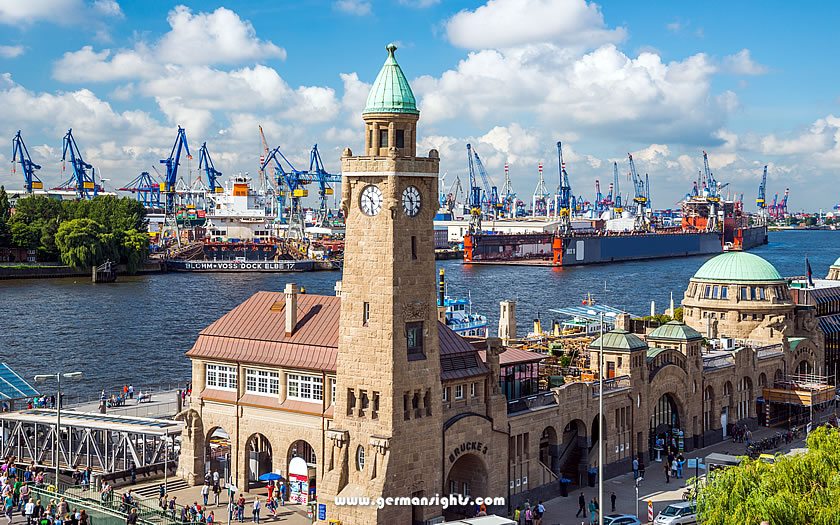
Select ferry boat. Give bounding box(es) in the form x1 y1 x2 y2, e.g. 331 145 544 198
437 269 488 338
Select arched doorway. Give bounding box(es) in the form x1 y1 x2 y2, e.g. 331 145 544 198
287 440 317 504
559 419 587 486
649 393 681 460
737 377 753 421
721 381 734 437
703 386 715 435
205 427 231 485
245 433 273 490
795 360 812 375
539 426 558 474
445 453 488 520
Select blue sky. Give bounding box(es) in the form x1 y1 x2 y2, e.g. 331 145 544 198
0 0 838 211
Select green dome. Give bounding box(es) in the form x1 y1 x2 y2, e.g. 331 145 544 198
363 43 419 116
692 252 783 283
589 329 647 352
831 256 840 268
648 321 703 342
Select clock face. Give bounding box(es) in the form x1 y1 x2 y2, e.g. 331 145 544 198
402 186 421 217
360 185 383 216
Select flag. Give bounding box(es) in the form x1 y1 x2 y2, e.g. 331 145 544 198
806 255 814 287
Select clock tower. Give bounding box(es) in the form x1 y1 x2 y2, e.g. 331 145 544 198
319 43 443 524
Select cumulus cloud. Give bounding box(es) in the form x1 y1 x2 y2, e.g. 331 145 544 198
0 45 24 58
722 49 768 75
333 0 373 16
0 0 122 25
445 0 626 50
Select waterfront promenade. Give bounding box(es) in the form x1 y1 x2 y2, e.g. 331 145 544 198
68 389 187 419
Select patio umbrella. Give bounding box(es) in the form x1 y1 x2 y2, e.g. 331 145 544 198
258 472 284 481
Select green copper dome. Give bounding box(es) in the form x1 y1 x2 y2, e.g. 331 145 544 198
692 252 783 282
648 321 703 342
589 329 648 352
363 43 419 116
831 256 840 268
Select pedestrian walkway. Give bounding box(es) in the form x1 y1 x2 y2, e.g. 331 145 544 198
68 390 187 419
537 425 808 525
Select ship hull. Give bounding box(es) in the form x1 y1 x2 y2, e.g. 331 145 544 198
164 259 339 272
464 231 725 266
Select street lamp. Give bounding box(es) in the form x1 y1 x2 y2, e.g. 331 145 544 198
34 371 83 486
588 309 616 525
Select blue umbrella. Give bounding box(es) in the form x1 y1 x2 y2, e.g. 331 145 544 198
258 472 284 481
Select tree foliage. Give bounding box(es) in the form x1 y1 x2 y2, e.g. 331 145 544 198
697 425 840 525
4 195 150 273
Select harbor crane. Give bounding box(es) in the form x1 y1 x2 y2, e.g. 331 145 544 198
532 162 549 217
556 142 572 233
261 145 309 239
307 144 341 227
197 142 223 194
612 162 623 213
702 151 720 202
500 162 516 217
468 145 500 217
11 131 42 193
160 126 191 214
465 143 484 232
627 153 648 230
594 180 604 212
756 165 768 220
119 171 161 208
444 174 463 214
56 129 99 199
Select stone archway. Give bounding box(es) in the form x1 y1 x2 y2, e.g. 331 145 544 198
245 433 273 490
205 426 232 485
703 386 715 435
559 419 587 486
445 453 488 520
286 440 317 503
539 426 559 476
795 360 813 375
175 408 204 485
649 393 681 459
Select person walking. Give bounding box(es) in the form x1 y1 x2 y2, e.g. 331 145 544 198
576 491 586 518
610 491 616 512
237 495 245 522
279 483 285 506
169 497 177 521
632 457 639 479
213 483 220 506
201 483 210 507
588 497 598 525
4 492 14 525
24 498 34 525
535 501 544 525
664 461 671 483
252 497 260 524
126 508 138 525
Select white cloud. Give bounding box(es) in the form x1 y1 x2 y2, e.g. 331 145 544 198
54 46 154 83
666 20 683 33
399 0 440 7
0 45 24 58
445 0 626 50
333 0 372 16
722 49 768 75
0 0 122 25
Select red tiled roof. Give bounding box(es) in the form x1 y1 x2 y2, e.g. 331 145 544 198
186 291 488 379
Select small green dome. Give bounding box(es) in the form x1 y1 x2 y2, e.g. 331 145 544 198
692 252 783 282
363 43 419 116
589 329 648 352
831 256 840 268
648 321 703 342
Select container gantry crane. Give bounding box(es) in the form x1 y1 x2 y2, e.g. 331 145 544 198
261 145 309 239
556 142 572 233
500 162 516 217
612 161 623 213
56 129 99 199
197 142 223 194
468 145 500 217
466 143 484 232
119 171 161 208
627 153 648 231
11 131 42 193
307 144 341 227
756 165 767 218
532 162 549 217
159 126 191 214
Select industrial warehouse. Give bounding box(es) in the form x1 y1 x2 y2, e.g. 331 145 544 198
173 44 840 524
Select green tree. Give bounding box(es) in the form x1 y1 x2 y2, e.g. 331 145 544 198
697 426 840 525
121 229 151 274
10 222 40 248
54 218 104 268
673 306 684 321
805 216 818 227
0 186 10 246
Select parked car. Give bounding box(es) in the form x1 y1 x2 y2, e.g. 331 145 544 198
603 514 643 525
653 502 697 525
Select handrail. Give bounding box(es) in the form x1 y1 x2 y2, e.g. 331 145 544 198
537 459 557 483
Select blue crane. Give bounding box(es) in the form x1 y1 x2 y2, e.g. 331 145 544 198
554 142 574 231
119 172 161 208
160 126 191 213
702 151 719 202
57 129 98 199
627 153 648 230
197 142 222 194
307 144 341 226
465 144 484 232
645 173 651 209
756 165 767 211
261 145 309 238
11 131 42 193
468 145 500 215
612 161 623 212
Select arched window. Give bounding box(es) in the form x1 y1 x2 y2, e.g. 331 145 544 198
356 446 365 471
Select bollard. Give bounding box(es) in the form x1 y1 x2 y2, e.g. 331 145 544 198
648 500 654 522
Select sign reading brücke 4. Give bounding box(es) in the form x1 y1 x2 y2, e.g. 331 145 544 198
449 441 488 463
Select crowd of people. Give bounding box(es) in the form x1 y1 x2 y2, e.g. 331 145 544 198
2 457 91 525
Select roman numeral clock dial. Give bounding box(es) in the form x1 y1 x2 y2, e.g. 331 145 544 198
402 185 421 217
360 184 383 216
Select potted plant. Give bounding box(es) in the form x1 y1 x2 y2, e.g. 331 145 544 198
559 478 571 497
588 468 597 487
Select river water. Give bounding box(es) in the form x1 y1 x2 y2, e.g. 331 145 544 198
1 231 837 398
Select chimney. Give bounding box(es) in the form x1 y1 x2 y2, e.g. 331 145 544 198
285 283 298 336
498 300 517 344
